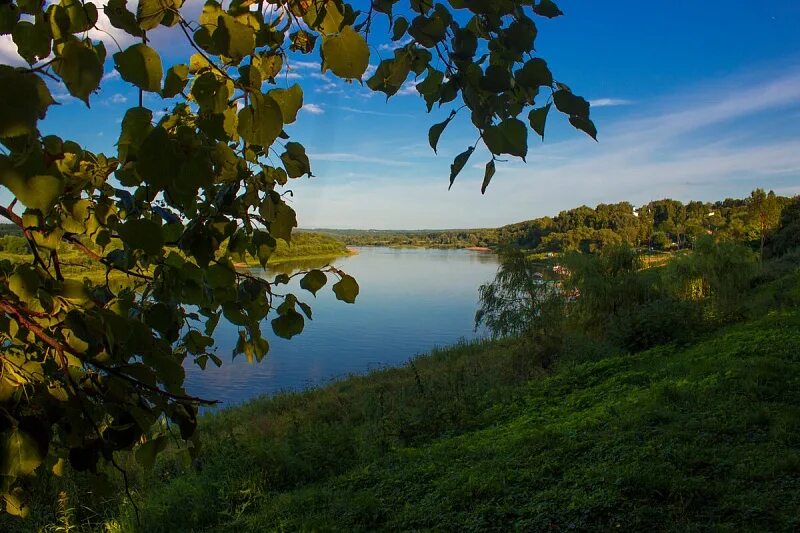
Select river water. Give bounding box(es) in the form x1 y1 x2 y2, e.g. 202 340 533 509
184 247 500 406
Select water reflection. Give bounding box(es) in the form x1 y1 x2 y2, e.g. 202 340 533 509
184 247 500 406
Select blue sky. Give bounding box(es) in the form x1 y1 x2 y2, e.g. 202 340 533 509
2 1 799 229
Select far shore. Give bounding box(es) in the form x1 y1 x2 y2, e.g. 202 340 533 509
233 248 358 269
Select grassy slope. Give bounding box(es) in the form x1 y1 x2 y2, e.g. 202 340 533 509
121 310 800 531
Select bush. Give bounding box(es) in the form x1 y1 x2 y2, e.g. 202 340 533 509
610 298 704 352
0 235 30 255
667 236 758 321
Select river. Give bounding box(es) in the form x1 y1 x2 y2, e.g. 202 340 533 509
184 247 500 406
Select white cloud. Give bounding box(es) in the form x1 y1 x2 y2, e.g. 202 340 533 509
290 60 323 70
397 79 420 96
86 1 140 51
378 37 413 51
0 36 26 67
302 103 325 114
590 98 633 107
310 153 413 166
290 65 800 228
109 93 128 104
333 106 413 118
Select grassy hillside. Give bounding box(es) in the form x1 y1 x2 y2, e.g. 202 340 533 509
260 231 352 263
0 231 350 274
84 309 800 531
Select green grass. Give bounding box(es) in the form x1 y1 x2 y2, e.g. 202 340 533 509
93 309 800 531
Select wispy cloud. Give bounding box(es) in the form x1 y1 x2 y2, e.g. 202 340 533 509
102 69 121 82
309 153 413 166
109 93 128 104
302 103 325 114
332 106 414 118
291 64 800 228
397 80 420 96
590 98 633 107
378 37 413 52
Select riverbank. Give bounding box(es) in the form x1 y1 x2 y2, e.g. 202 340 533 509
233 247 357 268
15 307 797 531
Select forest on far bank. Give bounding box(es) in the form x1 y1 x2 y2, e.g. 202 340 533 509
317 189 797 256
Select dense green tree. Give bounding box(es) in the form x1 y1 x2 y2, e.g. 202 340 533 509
0 0 597 517
746 188 782 264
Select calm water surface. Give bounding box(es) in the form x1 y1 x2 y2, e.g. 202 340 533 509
184 247 499 406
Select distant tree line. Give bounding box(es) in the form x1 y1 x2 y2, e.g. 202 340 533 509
477 209 800 369
320 190 795 259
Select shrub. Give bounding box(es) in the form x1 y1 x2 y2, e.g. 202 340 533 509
610 298 704 352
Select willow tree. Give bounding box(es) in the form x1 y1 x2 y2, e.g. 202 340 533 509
0 0 594 517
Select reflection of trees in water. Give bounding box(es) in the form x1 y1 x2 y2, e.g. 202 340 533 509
261 255 349 277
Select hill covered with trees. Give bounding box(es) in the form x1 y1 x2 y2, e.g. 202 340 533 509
318 189 793 256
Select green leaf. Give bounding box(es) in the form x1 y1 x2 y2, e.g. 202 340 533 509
11 16 51 65
237 92 283 148
105 0 144 37
136 126 182 189
8 265 40 306
271 202 297 243
0 158 64 213
408 11 448 47
5 487 30 518
114 43 163 93
449 146 474 190
428 110 455 154
251 230 275 267
528 103 551 140
483 118 528 160
481 160 496 195
269 84 303 125
480 65 511 93
117 218 163 255
118 107 153 162
280 142 311 178
191 72 229 114
213 14 255 61
0 4 20 34
367 53 413 97
321 25 370 80
516 58 552 89
0 428 44 478
392 16 409 41
300 270 327 295
298 301 313 320
137 0 167 30
417 67 444 111
271 310 305 339
0 67 54 138
53 40 103 104
290 29 317 54
569 115 598 141
50 0 98 35
206 263 235 289
333 274 359 303
255 53 283 79
533 0 564 18
135 435 168 470
553 89 590 118
162 64 189 98
184 330 214 355
303 0 345 35
505 17 538 55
